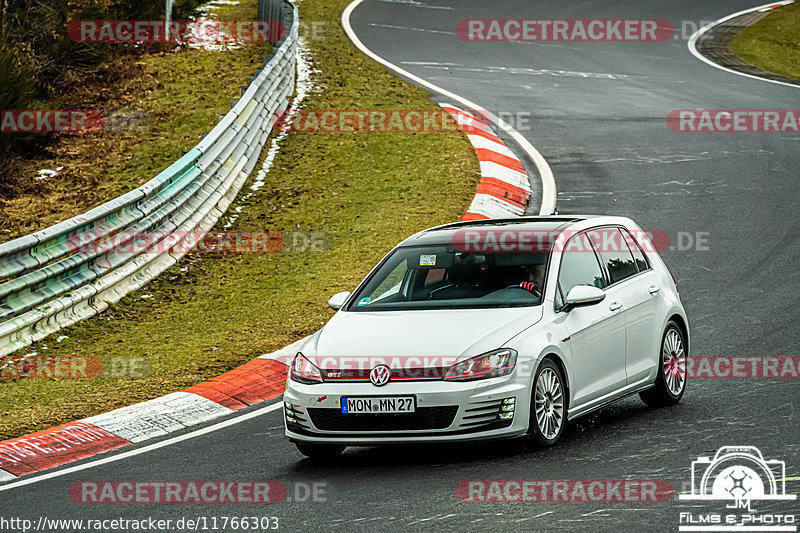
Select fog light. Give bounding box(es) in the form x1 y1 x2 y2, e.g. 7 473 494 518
498 397 515 421
284 402 297 424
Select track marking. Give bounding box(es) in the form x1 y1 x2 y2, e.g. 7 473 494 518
0 401 283 492
341 0 556 215
687 1 800 89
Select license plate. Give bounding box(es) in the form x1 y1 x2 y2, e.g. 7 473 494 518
341 396 415 414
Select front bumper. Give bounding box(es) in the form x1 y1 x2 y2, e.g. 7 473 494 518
283 374 530 445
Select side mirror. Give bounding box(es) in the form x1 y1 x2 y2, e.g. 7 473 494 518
563 285 605 311
328 291 351 311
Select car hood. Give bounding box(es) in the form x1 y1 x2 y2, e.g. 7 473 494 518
302 307 542 363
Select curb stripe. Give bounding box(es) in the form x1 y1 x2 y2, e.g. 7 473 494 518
476 177 531 207
440 105 492 128
0 359 289 480
0 422 129 477
480 161 530 188
341 0 556 215
448 115 494 133
184 359 288 411
465 135 518 159
474 148 526 173
440 104 531 221
82 392 234 444
460 125 503 143
467 193 527 218
461 212 490 221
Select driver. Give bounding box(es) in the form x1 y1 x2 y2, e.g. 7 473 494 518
519 264 545 294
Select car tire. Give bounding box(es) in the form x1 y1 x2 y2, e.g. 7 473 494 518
640 321 687 407
295 443 346 461
528 358 567 446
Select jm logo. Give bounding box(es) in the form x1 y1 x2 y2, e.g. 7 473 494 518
680 446 794 505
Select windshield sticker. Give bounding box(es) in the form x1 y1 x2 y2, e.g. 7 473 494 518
357 297 370 306
419 254 437 266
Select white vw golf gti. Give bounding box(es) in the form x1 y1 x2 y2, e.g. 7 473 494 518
284 216 689 459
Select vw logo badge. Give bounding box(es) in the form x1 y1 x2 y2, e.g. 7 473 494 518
369 364 391 387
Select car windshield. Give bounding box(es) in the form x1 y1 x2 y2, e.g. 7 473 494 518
347 245 551 311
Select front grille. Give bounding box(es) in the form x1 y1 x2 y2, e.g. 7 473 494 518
307 406 458 431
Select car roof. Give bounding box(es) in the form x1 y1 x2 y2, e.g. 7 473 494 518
399 215 602 247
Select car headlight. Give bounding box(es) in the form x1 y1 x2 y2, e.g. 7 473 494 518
443 348 518 381
290 352 323 384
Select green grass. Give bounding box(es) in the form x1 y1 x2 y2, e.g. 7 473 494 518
730 2 800 80
0 0 272 241
0 0 480 440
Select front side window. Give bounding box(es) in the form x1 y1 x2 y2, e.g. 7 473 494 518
348 245 551 311
557 233 607 299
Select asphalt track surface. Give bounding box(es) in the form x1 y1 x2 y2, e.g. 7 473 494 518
2 1 799 531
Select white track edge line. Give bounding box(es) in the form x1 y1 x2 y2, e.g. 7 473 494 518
0 401 284 492
341 0 556 215
687 0 799 89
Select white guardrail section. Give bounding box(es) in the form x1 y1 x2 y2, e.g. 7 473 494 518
0 0 298 356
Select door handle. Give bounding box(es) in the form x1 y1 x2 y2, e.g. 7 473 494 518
648 285 660 295
609 301 622 311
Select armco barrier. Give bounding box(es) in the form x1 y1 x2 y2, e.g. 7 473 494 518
0 0 298 356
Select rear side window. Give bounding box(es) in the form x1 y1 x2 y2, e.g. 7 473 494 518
587 228 638 285
558 233 607 297
620 227 650 272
